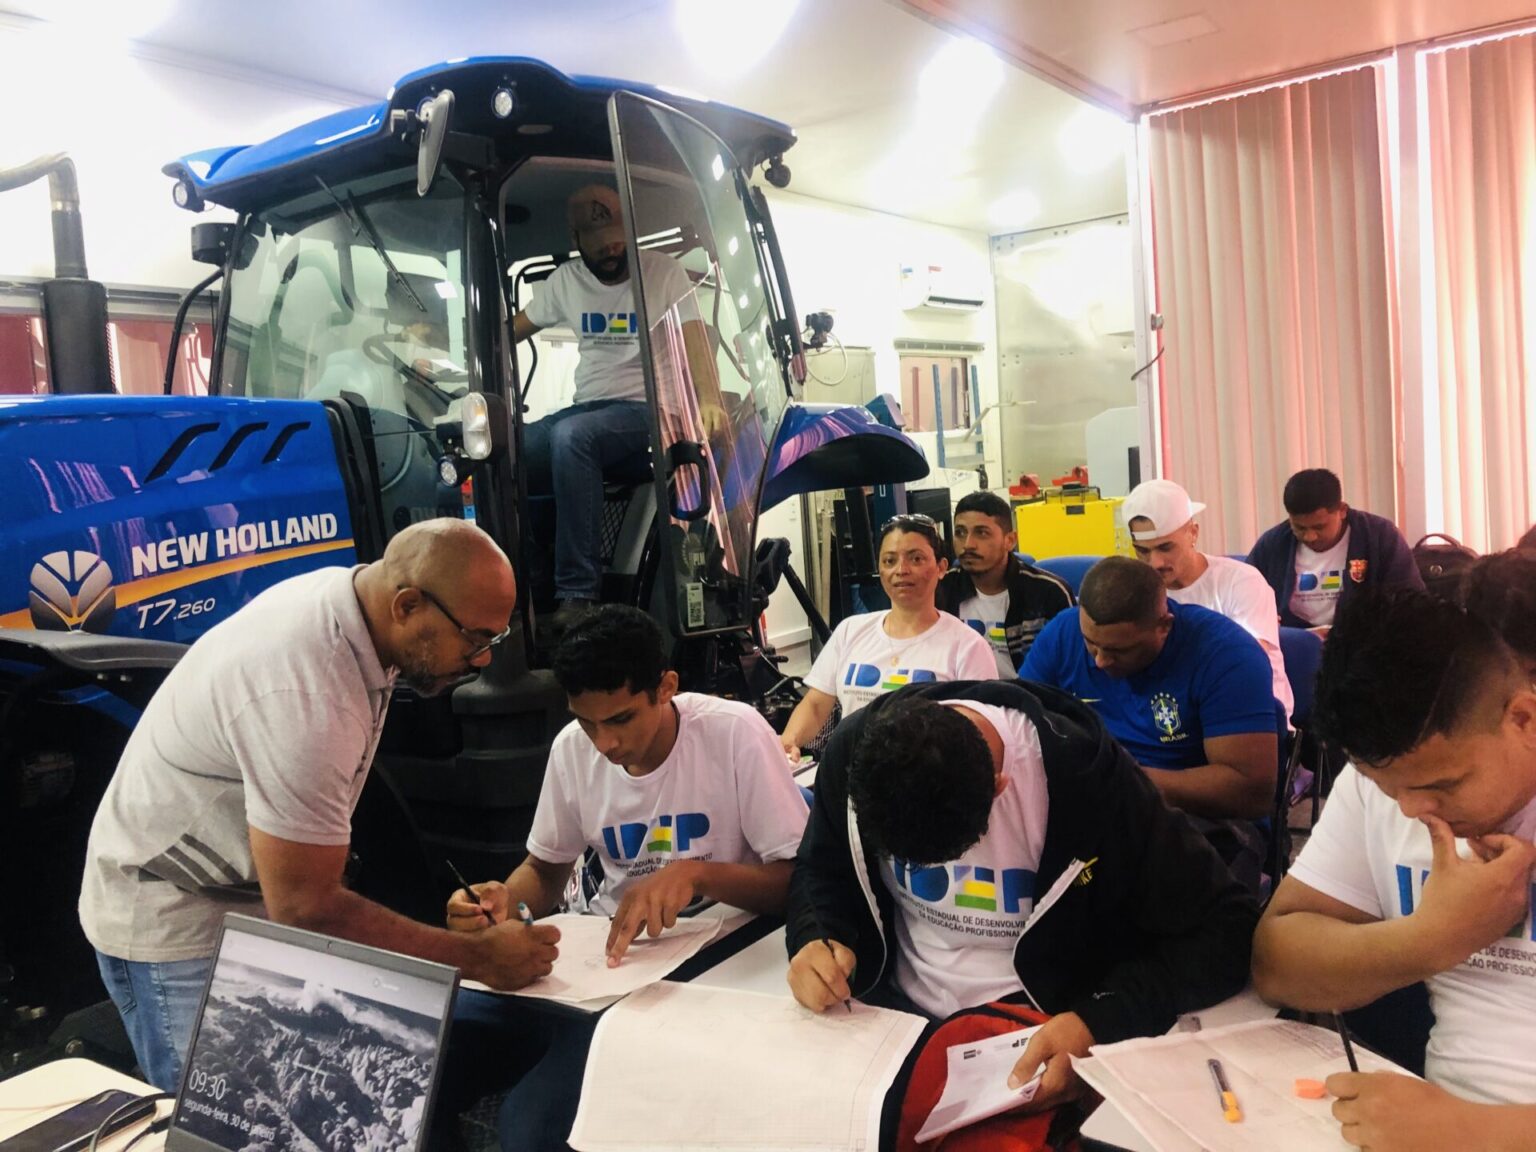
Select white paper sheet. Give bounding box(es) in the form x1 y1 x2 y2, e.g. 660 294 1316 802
914 1024 1043 1143
461 912 723 1007
1083 1019 1413 1152
569 982 927 1151
1075 1056 1205 1152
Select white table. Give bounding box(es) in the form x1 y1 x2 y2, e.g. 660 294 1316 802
690 923 792 997
1078 987 1278 1150
0 1058 168 1150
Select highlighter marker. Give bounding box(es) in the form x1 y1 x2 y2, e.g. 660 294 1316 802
1208 1058 1242 1124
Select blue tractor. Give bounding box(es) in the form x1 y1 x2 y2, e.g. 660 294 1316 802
0 58 926 1066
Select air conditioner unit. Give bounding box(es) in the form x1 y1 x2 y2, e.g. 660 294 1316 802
899 263 987 312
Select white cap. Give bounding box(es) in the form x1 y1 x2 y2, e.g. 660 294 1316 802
1121 479 1205 542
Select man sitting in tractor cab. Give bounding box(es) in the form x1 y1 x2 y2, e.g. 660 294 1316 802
512 183 726 633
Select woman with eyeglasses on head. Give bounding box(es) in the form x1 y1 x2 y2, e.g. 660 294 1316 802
779 514 998 762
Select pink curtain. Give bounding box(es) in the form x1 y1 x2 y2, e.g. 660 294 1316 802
1147 68 1399 554
1422 34 1536 552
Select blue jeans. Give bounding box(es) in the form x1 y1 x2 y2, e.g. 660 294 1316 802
95 950 211 1092
524 401 651 601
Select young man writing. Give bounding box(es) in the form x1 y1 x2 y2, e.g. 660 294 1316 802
1020 556 1279 890
786 680 1257 1117
1253 561 1536 1152
1245 467 1422 634
448 605 808 1151
1122 478 1292 720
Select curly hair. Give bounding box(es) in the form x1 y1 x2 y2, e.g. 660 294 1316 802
848 698 997 865
550 604 665 698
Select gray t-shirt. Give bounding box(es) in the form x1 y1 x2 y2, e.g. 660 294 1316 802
80 566 396 962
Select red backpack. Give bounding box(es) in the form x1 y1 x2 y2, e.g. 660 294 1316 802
895 1003 1087 1152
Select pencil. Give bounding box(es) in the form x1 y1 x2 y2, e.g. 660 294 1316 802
807 905 852 1014
445 858 490 924
1334 1012 1359 1072
1208 1058 1242 1124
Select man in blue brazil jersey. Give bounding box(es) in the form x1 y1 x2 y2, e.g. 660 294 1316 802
1020 556 1278 890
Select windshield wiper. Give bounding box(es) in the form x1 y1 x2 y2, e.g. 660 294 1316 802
313 175 428 316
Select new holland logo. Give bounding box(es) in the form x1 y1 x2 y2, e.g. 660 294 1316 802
28 551 116 633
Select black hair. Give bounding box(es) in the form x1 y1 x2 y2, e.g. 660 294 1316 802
848 698 996 864
1314 589 1520 765
877 515 945 561
1078 555 1166 626
550 604 666 698
1283 469 1343 516
1460 548 1536 664
954 491 1014 534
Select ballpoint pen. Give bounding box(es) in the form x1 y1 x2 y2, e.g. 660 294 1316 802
446 858 491 925
1334 1012 1359 1072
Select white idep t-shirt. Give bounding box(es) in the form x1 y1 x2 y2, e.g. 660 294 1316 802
1289 529 1352 627
1289 765 1536 1105
1168 554 1293 719
525 692 809 915
958 589 1017 679
524 249 697 405
879 701 1049 1018
804 610 999 718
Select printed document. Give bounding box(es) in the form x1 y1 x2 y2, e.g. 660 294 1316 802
570 982 926 1151
461 912 723 1007
1075 1019 1412 1152
915 1024 1043 1143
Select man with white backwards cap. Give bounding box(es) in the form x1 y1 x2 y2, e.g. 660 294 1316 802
1122 478 1293 722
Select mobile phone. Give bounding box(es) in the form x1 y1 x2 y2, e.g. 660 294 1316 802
0 1089 157 1152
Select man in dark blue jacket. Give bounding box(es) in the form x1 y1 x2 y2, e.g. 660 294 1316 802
785 679 1257 1119
1246 468 1422 632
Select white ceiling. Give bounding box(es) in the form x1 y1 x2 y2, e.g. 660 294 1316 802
901 0 1536 109
0 0 1133 236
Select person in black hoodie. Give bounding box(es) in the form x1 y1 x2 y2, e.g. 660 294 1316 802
786 680 1258 1114
936 490 1075 677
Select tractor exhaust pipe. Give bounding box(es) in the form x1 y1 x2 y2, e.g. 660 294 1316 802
0 154 113 394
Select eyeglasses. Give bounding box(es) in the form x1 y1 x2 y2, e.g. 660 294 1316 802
416 587 512 659
879 513 938 534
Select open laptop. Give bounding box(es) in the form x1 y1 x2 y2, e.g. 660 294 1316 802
166 914 458 1152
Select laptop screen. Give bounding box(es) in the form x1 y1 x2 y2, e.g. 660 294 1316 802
167 914 458 1152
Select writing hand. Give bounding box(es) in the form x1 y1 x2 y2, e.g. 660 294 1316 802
1327 1072 1477 1151
787 938 857 1013
446 879 509 932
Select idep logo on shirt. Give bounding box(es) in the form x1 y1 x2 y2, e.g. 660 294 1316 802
891 859 1036 915
1395 863 1536 939
842 665 939 692
582 312 638 336
1297 571 1343 592
965 620 1007 645
601 813 710 861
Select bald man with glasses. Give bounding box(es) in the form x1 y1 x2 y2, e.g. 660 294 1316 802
81 519 561 1091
